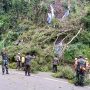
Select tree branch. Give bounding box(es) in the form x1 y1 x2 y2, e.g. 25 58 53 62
67 28 82 45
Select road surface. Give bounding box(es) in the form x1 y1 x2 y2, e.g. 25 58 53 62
0 69 90 90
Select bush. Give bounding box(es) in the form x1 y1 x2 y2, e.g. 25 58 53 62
4 31 19 46
39 65 49 72
31 61 39 73
52 72 63 78
7 45 21 62
52 66 75 80
81 6 90 31
9 62 16 69
63 66 75 79
64 43 90 64
85 79 90 85
72 31 90 45
51 18 62 29
53 65 90 86
0 41 4 51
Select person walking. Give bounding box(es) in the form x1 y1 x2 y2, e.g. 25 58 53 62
1 49 9 75
74 56 88 86
25 52 35 76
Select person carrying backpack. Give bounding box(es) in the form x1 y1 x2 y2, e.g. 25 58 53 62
74 56 88 86
1 49 9 75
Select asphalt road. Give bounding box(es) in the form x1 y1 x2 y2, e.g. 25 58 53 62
0 69 90 90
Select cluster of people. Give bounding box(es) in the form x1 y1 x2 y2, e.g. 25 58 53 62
0 48 90 86
1 48 35 76
52 55 90 86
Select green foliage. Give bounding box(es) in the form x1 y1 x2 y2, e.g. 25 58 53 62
85 79 90 85
9 62 16 69
3 31 18 46
7 45 21 62
81 7 90 31
0 41 4 51
5 26 59 71
51 18 62 29
53 65 90 86
0 0 90 73
0 14 10 34
31 60 39 73
52 66 75 80
39 65 50 72
72 31 90 45
1 0 12 12
64 43 90 64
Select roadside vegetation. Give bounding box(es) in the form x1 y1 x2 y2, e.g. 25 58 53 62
0 0 90 85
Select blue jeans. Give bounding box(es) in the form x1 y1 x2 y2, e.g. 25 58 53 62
2 60 9 74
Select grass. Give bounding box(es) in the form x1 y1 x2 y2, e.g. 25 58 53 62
52 65 90 86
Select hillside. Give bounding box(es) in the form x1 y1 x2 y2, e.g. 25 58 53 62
0 0 90 72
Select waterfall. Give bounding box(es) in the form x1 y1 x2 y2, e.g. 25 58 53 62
47 4 55 24
61 5 70 20
50 4 55 18
61 10 70 20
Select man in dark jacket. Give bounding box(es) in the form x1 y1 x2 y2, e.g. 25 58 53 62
25 52 35 76
1 49 9 75
74 56 88 86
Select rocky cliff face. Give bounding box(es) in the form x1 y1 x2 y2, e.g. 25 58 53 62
48 0 64 19
54 1 64 19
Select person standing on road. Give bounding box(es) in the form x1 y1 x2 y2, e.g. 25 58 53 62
25 52 35 76
52 55 59 72
74 56 88 86
15 53 21 70
1 49 9 75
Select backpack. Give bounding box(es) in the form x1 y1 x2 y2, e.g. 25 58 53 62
21 57 25 63
77 58 86 71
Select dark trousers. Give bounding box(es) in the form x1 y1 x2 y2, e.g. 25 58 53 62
21 63 25 71
53 65 57 72
25 65 30 76
2 60 9 74
75 70 85 86
16 61 21 70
